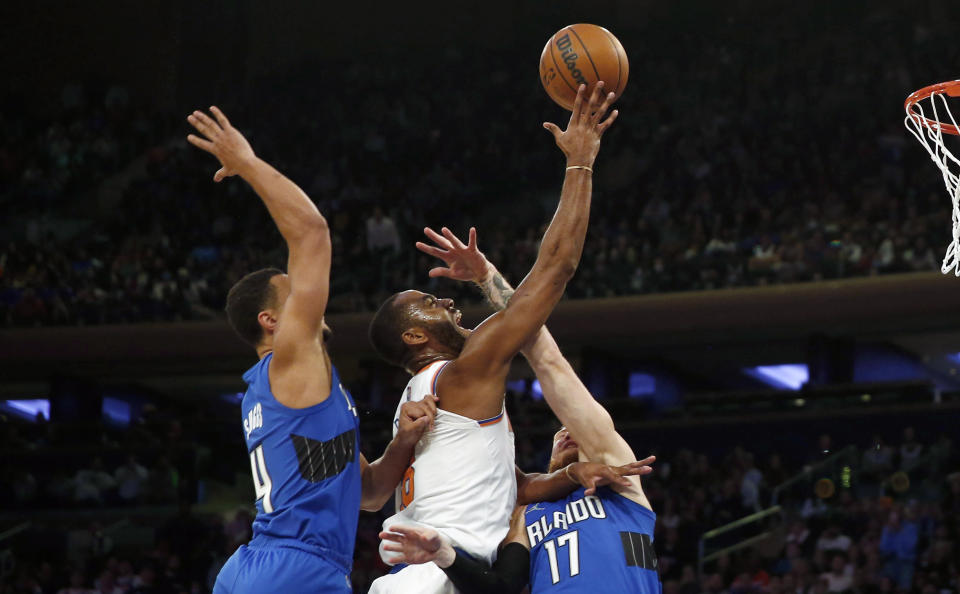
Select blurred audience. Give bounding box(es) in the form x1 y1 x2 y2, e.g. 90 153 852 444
2 3 958 327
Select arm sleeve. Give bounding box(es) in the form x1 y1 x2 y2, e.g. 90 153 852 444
440 543 530 594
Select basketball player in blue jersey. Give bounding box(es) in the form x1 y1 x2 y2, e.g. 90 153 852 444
366 84 620 593
186 107 438 594
379 228 662 594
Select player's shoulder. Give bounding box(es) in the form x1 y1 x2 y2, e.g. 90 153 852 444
601 486 656 520
242 352 272 385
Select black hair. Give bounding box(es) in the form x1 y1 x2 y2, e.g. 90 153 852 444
369 293 413 368
225 268 283 347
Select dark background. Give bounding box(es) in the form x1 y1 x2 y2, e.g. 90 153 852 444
2 1 960 593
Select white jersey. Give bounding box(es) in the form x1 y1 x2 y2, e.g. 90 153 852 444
380 360 517 565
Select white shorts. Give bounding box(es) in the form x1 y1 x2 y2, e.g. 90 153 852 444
367 563 457 594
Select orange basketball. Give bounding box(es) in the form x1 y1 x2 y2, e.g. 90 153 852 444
539 24 629 111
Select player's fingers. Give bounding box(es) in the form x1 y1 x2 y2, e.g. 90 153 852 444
411 402 436 425
584 477 597 496
468 227 478 250
415 242 449 258
422 400 438 423
597 109 619 135
186 134 215 152
388 525 423 540
617 462 648 476
570 84 587 125
637 455 656 466
402 401 427 420
213 167 228 183
190 111 221 137
617 464 653 478
424 227 454 250
209 105 231 129
441 227 467 250
591 91 615 125
427 267 453 279
405 401 435 429
585 81 604 121
542 122 562 141
420 394 438 415
382 543 406 554
379 531 403 543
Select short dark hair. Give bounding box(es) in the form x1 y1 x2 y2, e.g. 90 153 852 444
225 268 283 347
369 293 413 368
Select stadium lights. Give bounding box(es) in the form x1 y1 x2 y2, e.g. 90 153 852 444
742 364 809 391
2 399 50 421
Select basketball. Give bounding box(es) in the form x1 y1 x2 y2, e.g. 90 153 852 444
539 24 629 111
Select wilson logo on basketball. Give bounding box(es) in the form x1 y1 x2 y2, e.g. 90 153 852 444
555 34 588 86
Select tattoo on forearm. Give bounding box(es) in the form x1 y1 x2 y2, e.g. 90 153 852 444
481 271 515 311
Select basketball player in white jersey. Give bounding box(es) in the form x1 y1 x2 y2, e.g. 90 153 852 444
367 83 620 594
380 228 661 594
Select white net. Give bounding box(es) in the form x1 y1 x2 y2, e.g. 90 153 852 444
904 84 960 276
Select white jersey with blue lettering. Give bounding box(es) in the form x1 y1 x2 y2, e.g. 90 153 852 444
379 359 517 566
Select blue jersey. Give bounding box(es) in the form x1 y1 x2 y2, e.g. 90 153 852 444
525 487 661 594
240 353 361 575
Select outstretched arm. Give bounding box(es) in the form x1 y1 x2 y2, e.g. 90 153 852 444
418 229 651 507
187 107 331 407
360 398 437 511
515 459 654 505
433 84 618 420
380 511 531 594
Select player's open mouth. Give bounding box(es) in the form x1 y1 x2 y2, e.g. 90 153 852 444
454 310 462 325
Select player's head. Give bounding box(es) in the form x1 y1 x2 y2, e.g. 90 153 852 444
548 426 580 472
369 290 468 371
226 268 332 351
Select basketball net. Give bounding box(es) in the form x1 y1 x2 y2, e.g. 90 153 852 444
904 81 960 276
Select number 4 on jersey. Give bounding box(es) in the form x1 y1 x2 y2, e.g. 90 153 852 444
543 530 580 584
250 444 273 512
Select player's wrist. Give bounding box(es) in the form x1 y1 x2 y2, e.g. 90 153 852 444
235 154 264 179
394 426 420 449
435 541 456 569
565 155 595 170
475 262 497 285
396 434 418 450
564 463 581 485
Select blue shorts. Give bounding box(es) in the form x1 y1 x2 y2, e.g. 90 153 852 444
214 543 351 594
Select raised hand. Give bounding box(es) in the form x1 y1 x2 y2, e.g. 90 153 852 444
567 456 655 496
543 82 619 167
186 106 257 182
415 227 493 284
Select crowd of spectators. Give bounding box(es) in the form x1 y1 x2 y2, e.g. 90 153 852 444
2 3 959 327
2 387 958 593
0 402 219 513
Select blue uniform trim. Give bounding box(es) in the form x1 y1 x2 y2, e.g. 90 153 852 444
477 411 504 426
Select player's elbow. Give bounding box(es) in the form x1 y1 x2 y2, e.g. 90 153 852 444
359 487 391 512
548 253 579 284
360 496 387 513
306 214 331 240
294 218 331 252
535 241 580 285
